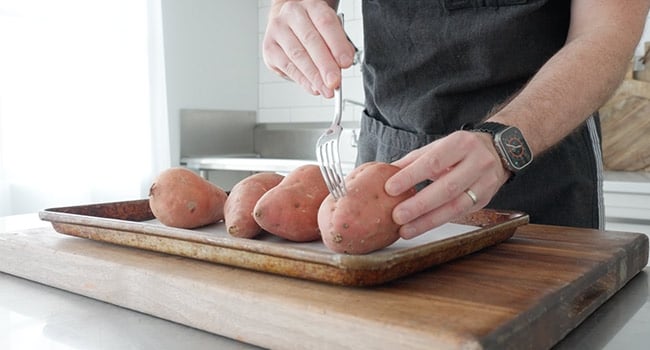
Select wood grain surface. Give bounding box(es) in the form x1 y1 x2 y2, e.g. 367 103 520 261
599 79 650 171
0 223 647 350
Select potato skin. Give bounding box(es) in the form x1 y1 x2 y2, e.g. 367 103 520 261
318 162 416 254
253 164 329 242
224 172 284 238
149 167 227 229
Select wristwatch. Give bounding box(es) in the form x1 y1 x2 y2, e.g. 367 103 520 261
468 122 534 174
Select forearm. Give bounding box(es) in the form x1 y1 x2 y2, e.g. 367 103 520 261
490 0 649 156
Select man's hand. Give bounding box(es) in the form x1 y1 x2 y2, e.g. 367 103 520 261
384 131 511 239
262 0 355 98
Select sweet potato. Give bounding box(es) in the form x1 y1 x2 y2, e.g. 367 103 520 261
224 172 284 238
253 164 329 242
318 161 417 254
149 167 227 229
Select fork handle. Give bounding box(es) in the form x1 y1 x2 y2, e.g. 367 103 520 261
334 81 342 126
334 13 344 127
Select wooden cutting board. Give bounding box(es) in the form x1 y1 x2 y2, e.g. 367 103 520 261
0 222 647 350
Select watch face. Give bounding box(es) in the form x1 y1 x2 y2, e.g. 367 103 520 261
496 127 533 171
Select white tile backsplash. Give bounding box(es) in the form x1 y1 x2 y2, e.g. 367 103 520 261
257 108 291 123
259 82 325 108
257 0 365 124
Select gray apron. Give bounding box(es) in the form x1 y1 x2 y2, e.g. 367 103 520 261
358 0 604 229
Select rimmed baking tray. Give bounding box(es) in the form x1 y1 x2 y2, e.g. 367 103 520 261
39 199 528 286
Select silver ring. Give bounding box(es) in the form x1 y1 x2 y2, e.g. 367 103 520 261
465 189 478 205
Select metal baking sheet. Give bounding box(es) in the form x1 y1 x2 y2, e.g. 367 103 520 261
39 199 528 286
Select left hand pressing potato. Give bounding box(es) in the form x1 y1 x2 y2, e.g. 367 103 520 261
384 130 512 239
319 162 417 254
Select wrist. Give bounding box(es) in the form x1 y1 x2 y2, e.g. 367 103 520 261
462 121 534 178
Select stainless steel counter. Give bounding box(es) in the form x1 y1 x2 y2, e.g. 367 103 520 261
181 156 355 176
1 214 648 350
179 121 360 187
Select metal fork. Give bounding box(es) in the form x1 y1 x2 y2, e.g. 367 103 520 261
316 14 348 200
316 74 346 199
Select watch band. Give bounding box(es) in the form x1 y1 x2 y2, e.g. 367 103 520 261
470 121 508 136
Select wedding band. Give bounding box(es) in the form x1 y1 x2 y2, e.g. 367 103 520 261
465 189 478 205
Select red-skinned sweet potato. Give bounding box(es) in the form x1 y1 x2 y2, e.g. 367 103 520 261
253 164 329 242
224 172 285 238
149 167 227 229
318 161 416 254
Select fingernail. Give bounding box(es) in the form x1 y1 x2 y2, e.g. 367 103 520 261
315 84 331 98
385 180 401 196
394 208 409 225
325 72 338 89
339 54 352 67
401 225 417 239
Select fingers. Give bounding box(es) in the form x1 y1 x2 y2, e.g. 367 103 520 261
398 186 480 239
391 149 479 226
262 1 355 98
264 41 320 95
385 136 462 197
397 172 495 239
312 11 355 70
387 131 507 239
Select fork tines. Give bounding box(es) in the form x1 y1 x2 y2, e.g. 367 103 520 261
317 137 347 200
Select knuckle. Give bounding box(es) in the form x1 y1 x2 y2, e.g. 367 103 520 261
266 16 283 30
301 28 322 46
311 10 338 28
288 46 308 61
306 68 322 84
412 197 429 216
279 1 301 15
281 61 297 77
444 179 461 198
282 63 308 88
422 154 443 175
449 197 467 217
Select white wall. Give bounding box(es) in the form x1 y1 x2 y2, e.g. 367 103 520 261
161 0 258 166
257 0 366 124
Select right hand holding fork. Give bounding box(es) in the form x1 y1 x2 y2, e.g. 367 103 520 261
262 0 356 98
